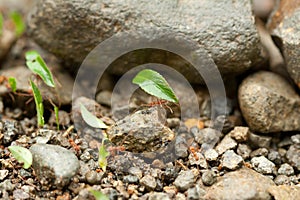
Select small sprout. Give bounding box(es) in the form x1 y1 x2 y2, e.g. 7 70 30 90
9 11 25 37
54 105 59 130
98 139 109 172
30 80 44 127
8 146 33 169
89 189 109 200
0 13 3 37
80 103 108 129
8 77 17 92
132 69 178 103
25 50 55 87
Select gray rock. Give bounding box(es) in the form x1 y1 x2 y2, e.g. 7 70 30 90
0 119 23 145
201 170 217 186
107 107 175 152
30 144 80 188
96 90 113 107
204 149 218 162
187 185 206 200
188 152 208 169
12 189 29 200
0 179 14 192
140 175 156 191
193 128 222 151
174 170 197 192
237 144 252 159
128 167 143 179
251 156 276 174
204 168 275 200
215 135 237 155
286 145 300 170
175 193 186 200
250 148 269 158
268 185 300 200
123 175 139 184
274 175 290 185
268 1 300 85
0 170 8 181
268 150 282 165
148 192 170 200
175 134 188 158
85 170 102 185
291 134 300 144
28 0 263 83
278 163 294 176
221 150 243 170
249 132 272 148
238 71 300 133
229 126 249 142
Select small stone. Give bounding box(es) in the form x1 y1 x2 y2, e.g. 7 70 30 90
80 150 91 162
123 175 139 184
229 126 249 142
237 144 252 159
1 119 23 144
174 170 196 192
128 167 143 179
201 170 217 186
250 148 269 158
251 156 276 174
278 163 294 176
96 90 112 107
286 145 300 170
215 135 237 155
167 118 180 129
278 137 293 148
0 179 14 191
0 170 8 181
12 189 29 200
187 185 206 200
248 132 272 148
148 192 171 200
291 134 300 144
268 150 281 165
204 149 218 161
49 110 71 127
152 159 166 169
175 193 186 200
193 128 222 151
175 134 188 158
221 150 243 170
85 170 102 185
188 152 208 169
140 175 156 191
274 175 290 185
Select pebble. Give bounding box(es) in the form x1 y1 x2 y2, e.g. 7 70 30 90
201 170 217 186
151 159 166 169
221 150 243 170
85 170 102 185
274 175 290 185
148 192 171 200
140 175 157 191
268 150 282 165
174 170 196 192
0 169 8 181
175 134 188 158
123 175 139 184
248 132 272 148
175 193 186 200
237 144 252 159
291 134 300 144
30 144 80 188
278 163 294 176
1 119 23 144
79 150 91 162
204 149 218 161
128 167 143 179
188 152 208 169
192 128 222 151
187 185 206 200
12 189 30 200
229 126 249 142
96 90 112 107
251 156 276 174
215 135 237 155
0 179 15 191
250 148 269 158
286 145 300 170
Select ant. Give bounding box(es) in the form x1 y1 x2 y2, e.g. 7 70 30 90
107 145 126 156
68 138 81 154
142 98 178 114
189 146 200 161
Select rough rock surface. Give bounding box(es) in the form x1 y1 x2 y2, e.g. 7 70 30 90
204 167 275 200
238 71 300 133
28 0 263 83
268 185 300 200
268 0 300 86
30 144 80 189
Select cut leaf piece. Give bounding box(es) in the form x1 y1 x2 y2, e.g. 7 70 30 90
80 104 108 129
0 13 3 36
98 141 109 172
30 80 44 127
8 146 32 169
89 189 109 200
132 69 178 103
8 77 17 92
9 11 25 36
25 50 55 87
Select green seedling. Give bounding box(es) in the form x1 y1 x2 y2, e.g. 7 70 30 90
132 69 178 103
98 139 110 172
0 13 3 37
54 105 60 130
89 189 109 200
80 103 108 129
8 77 17 92
9 11 25 37
8 146 32 169
25 50 55 87
30 80 44 127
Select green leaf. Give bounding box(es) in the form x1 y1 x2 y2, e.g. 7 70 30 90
98 142 109 172
9 11 25 36
89 189 109 200
54 105 59 130
80 104 108 129
30 80 44 127
0 13 3 37
8 77 17 92
132 69 178 103
25 51 55 87
8 146 33 169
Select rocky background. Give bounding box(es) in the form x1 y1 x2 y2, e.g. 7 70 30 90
0 0 300 199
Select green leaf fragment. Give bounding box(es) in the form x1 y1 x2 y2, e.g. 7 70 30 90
25 50 55 87
30 80 44 127
54 105 59 130
8 77 17 92
9 11 25 36
132 69 178 103
8 146 32 169
98 142 109 172
0 13 3 37
89 189 109 200
80 103 108 129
